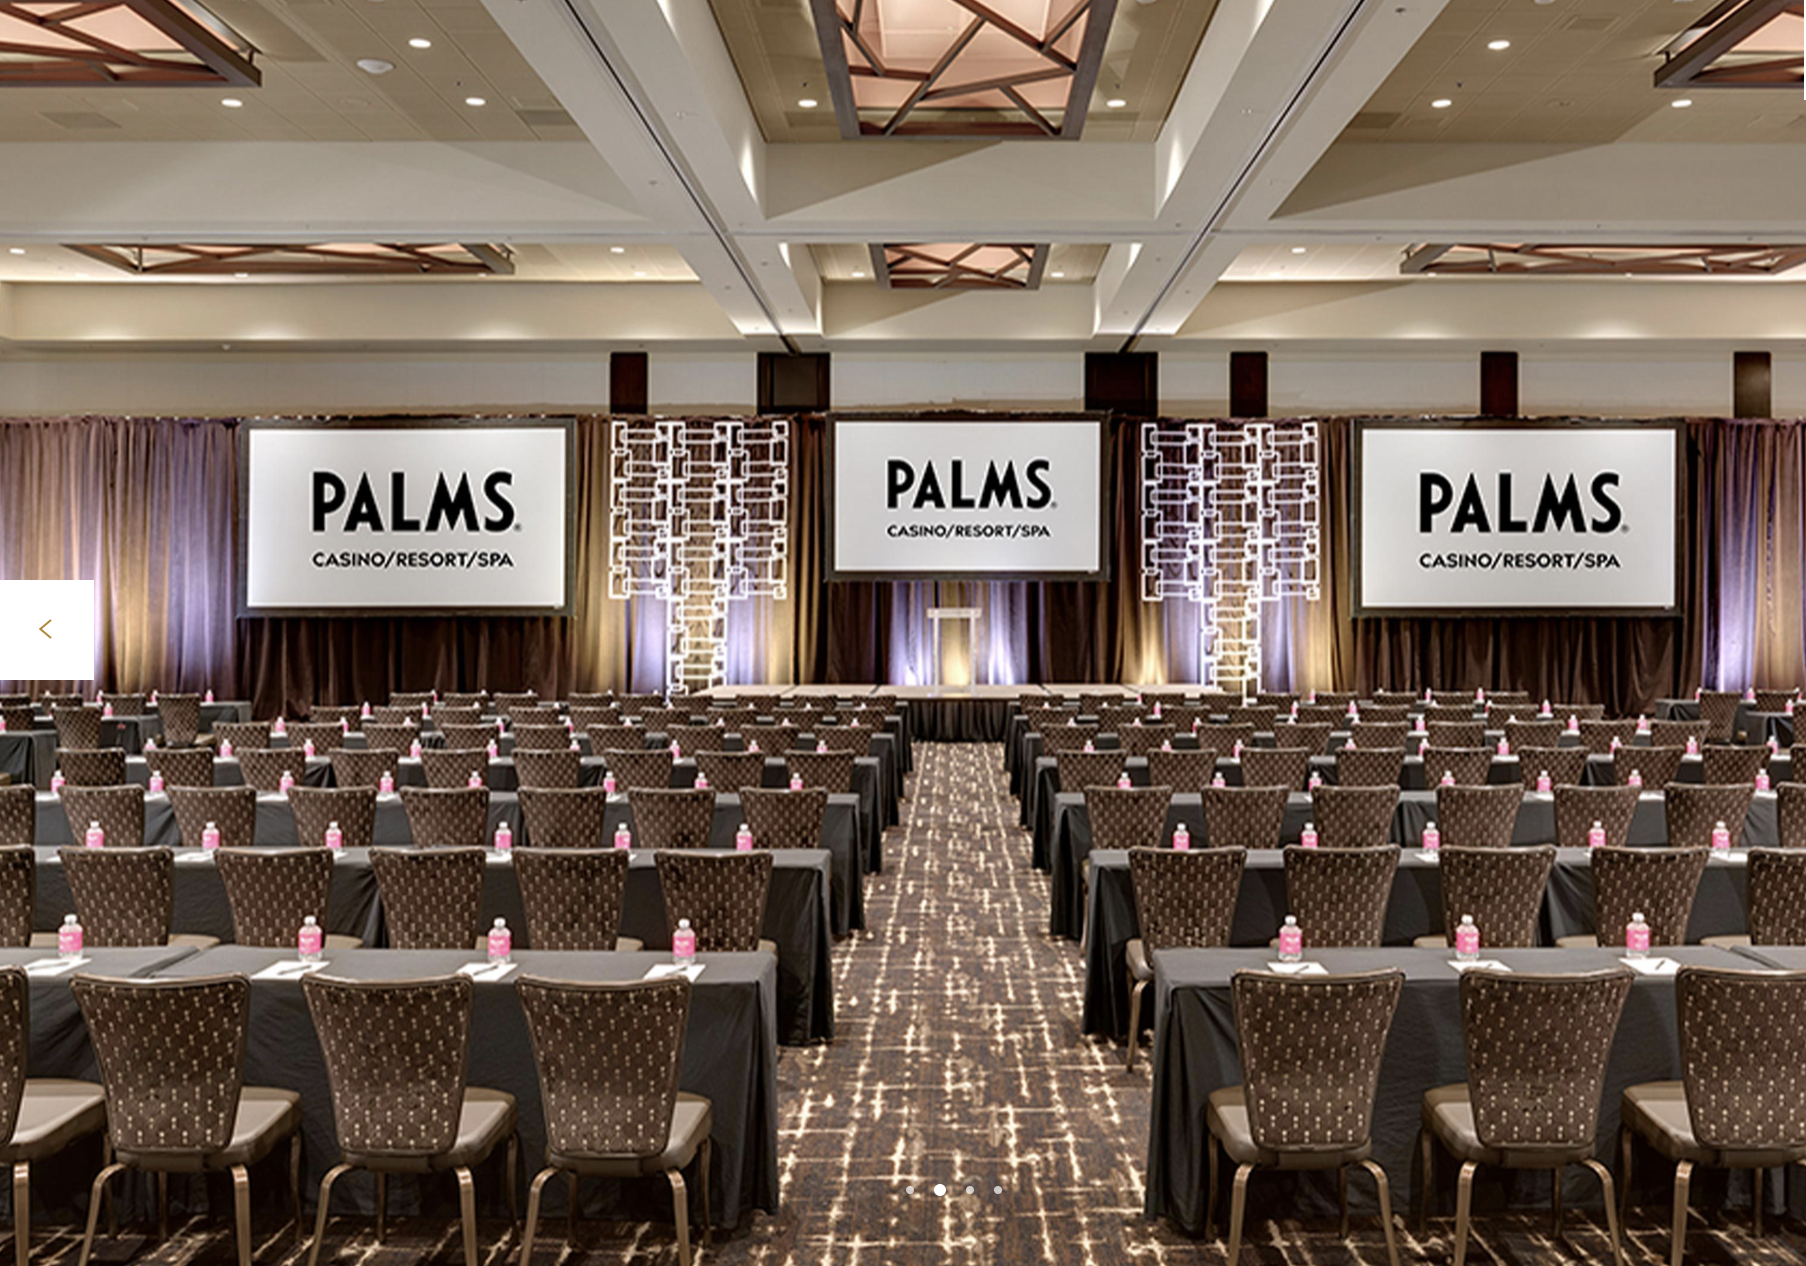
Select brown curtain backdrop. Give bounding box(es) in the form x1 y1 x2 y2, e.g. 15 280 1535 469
1696 419 1806 690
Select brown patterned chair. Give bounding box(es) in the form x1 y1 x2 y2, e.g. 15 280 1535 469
1254 692 1298 712
288 786 378 851
1283 845 1399 947
1664 783 1755 851
1371 690 1419 707
1226 705 1277 734
442 692 489 710
1200 786 1290 851
1161 704 1211 733
615 694 660 719
1734 849 1806 946
511 725 570 754
740 723 797 755
1040 723 1101 755
1053 751 1126 798
513 848 637 951
56 749 126 788
38 695 82 711
1490 705 1541 727
329 748 400 790
1517 747 1587 791
1426 702 1478 724
1096 704 1144 734
653 850 775 954
52 707 103 752
1335 748 1405 789
1488 691 1531 706
1118 723 1176 758
1612 746 1688 790
665 724 724 758
434 723 491 752
1418 968 1632 1263
1311 785 1398 849
236 749 302 795
0 789 33 849
1752 689 1798 714
1701 745 1768 786
1312 691 1359 710
58 847 217 946
367 706 415 727
1553 784 1643 850
153 694 202 748
1622 965 1806 1262
1779 782 1806 849
1271 722 1333 755
1652 720 1712 750
1435 784 1522 849
781 751 856 794
738 788 826 850
1207 724 1255 754
515 976 709 1266
397 786 489 849
1426 721 1486 750
0 847 31 946
72 973 301 1264
421 748 491 790
1348 722 1409 750
628 788 715 851
603 748 677 793
430 706 484 729
302 973 519 1266
1145 748 1216 794
581 722 643 755
492 690 540 716
1501 720 1558 751
212 722 271 754
308 706 363 730
59 785 145 849
368 847 486 949
517 787 610 850
1085 786 1174 852
144 745 213 789
1240 748 1311 793
167 786 257 850
1292 705 1341 729
510 706 565 730
1415 845 1556 950
387 692 434 711
1555 846 1709 949
1077 693 1119 717
1422 747 1492 789
362 722 421 752
215 847 360 948
1123 846 1245 1070
692 751 763 794
0 706 33 737
286 722 345 754
96 694 143 719
514 750 583 791
1552 703 1606 723
1357 704 1412 726
1697 691 1742 743
1209 968 1405 1266
1578 720 1639 755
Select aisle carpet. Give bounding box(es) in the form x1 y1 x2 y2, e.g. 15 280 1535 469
56 743 1806 1264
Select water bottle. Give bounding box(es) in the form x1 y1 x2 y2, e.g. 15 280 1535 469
1277 916 1303 962
748 740 760 754
324 820 343 851
410 738 423 759
1346 701 1358 719
603 771 618 794
85 821 104 849
1711 819 1731 851
1540 698 1552 717
486 739 498 759
569 738 581 752
671 740 682 757
147 771 165 794
1686 735 1700 755
1300 821 1319 849
466 770 483 789
1115 772 1131 789
1496 736 1510 756
340 717 350 735
1082 739 1095 753
1566 715 1580 733
1636 714 1650 734
302 739 316 759
1422 820 1440 853
1454 915 1480 962
1610 735 1623 753
57 914 82 959
1588 819 1606 849
1308 770 1322 790
1757 770 1772 792
494 821 513 852
735 822 754 851
101 701 113 718
204 688 215 704
1745 686 1757 702
201 820 220 850
1628 769 1644 789
672 918 697 966
1475 687 1485 703
614 823 633 850
0 717 6 733
1536 769 1552 793
422 703 432 720
1211 772 1227 789
1626 912 1651 959
696 773 710 791
361 702 372 720
272 716 286 737
789 773 805 790
279 769 295 795
1232 740 1244 759
143 738 155 753
1161 739 1172 752
298 915 323 963
1344 737 1356 751
1439 769 1455 788
219 739 234 759
379 770 395 794
1172 822 1191 852
487 918 512 964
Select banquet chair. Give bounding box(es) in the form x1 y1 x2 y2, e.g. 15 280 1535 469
1311 785 1399 848
288 786 377 851
98 694 144 719
1779 783 1806 848
1226 705 1277 733
368 848 486 949
512 848 638 951
1096 704 1143 734
144 745 213 789
1622 966 1806 1266
398 786 489 849
1292 705 1341 728
1489 690 1531 705
167 785 257 849
509 705 563 729
1335 748 1405 789
1663 784 1755 850
1271 721 1333 755
0 707 32 737
514 750 582 790
1414 845 1556 950
1577 720 1638 755
237 749 302 795
580 721 641 754
1200 786 1292 851
1426 703 1478 724
738 788 826 850
492 690 540 715
1239 747 1311 793
0 789 33 849
73 973 302 1266
1555 846 1709 950
421 748 491 790
1435 784 1523 849
303 974 519 1266
1517 747 1587 791
1371 690 1419 707
435 723 492 752
692 751 763 794
38 696 82 712
1085 786 1174 852
1422 747 1492 789
1418 968 1632 1266
1203 723 1256 753
781 751 856 795
0 847 31 946
1146 748 1216 794
1696 691 1742 743
653 850 776 954
1208 968 1405 1266
565 692 612 709
1313 691 1358 710
362 722 420 752
1554 703 1607 723
153 694 202 748
286 722 345 753
1491 705 1541 727
214 847 360 949
1612 746 1688 790
388 692 434 711
329 748 400 789
629 788 716 851
52 708 103 752
308 707 362 730
1430 691 1475 707
517 787 610 849
212 722 271 754
58 785 145 848
1553 784 1643 850
511 725 570 753
440 691 488 709
1123 845 1244 1070
1426 721 1486 749
1117 723 1176 757
740 723 798 755
602 748 676 793
1253 692 1298 712
1503 719 1560 750
430 705 483 729
1283 845 1398 946
1753 689 1798 714
56 749 125 788
1040 723 1100 755
1737 849 1806 946
615 694 660 719
638 707 684 733
58 847 218 947
516 977 710 1266
1358 704 1412 726
367 706 414 727
1078 693 1118 717
1652 720 1712 750
1700 745 1768 785
1054 751 1126 797
1348 722 1409 749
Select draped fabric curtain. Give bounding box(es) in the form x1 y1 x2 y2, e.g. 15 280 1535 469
1697 419 1806 689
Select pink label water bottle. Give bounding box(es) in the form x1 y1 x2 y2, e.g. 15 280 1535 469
324 820 343 851
57 914 82 959
672 918 696 965
272 716 286 737
101 701 113 718
1536 769 1552 793
494 821 512 852
1711 819 1731 851
1116 772 1132 789
1475 687 1485 703
379 771 395 794
1626 912 1650 958
1082 739 1095 753
341 718 350 735
486 739 498 759
1567 715 1580 733
410 739 423 759
361 702 372 719
148 771 164 794
466 770 482 788
1277 916 1303 962
1746 686 1758 702
204 688 214 703
1540 698 1552 717
1344 737 1356 751
614 823 632 849
1686 736 1699 755
1610 735 1623 753
422 703 431 719
149 690 157 705
487 918 512 964
1637 714 1651 734
1211 772 1227 788
735 822 754 851
299 916 323 963
1588 819 1606 849
1233 740 1244 758
671 740 682 757
696 773 710 791
1455 915 1480 962
569 738 580 751
816 740 828 753
0 718 7 733
1308 770 1323 790
279 769 295 795
219 739 234 759
789 773 804 791
497 717 507 734
748 740 760 754
303 739 316 758
201 820 220 850
1497 736 1510 756
1628 769 1644 789
84 821 104 850
1172 822 1191 851
1757 770 1772 791
1346 701 1358 718
1422 820 1440 853
603 772 617 794
50 772 65 795
1300 822 1319 849
1439 769 1455 788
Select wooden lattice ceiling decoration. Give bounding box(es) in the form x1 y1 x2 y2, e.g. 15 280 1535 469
66 243 516 276
873 243 1048 288
1400 244 1806 277
810 0 1118 138
1655 0 1801 90
0 0 259 87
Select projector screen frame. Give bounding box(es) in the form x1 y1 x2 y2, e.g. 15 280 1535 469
824 410 1114 584
1350 416 1686 620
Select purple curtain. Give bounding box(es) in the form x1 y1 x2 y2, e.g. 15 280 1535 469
1698 419 1806 689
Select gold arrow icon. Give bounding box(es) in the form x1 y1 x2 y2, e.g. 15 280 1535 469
38 620 51 639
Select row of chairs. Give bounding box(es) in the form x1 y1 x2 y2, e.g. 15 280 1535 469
203 718 887 758
1035 715 1722 756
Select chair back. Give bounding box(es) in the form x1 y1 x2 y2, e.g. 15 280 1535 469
1118 723 1176 757
1053 751 1125 796
155 695 202 747
56 748 125 788
1335 748 1404 788
1517 747 1587 790
0 707 32 735
1422 747 1492 789
288 786 378 850
738 788 827 850
1746 848 1806 945
1291 706 1340 729
1578 719 1638 755
1347 722 1409 750
369 848 485 949
1041 722 1101 754
1701 746 1768 786
60 785 146 848
513 848 629 950
517 787 609 849
1611 746 1687 790
1676 966 1806 1150
1200 785 1289 850
1435 783 1522 849
1241 748 1311 793
167 785 257 849
0 789 33 849
1665 783 1755 849
511 725 569 753
1206 724 1256 753
58 847 172 945
1553 703 1606 723
398 785 490 848
1226 705 1277 733
1095 704 1142 734
1696 691 1741 742
145 746 213 789
1357 704 1412 726
287 722 345 753
1439 845 1555 949
441 692 488 709
1458 968 1632 1152
436 723 493 751
1425 721 1485 749
1231 968 1403 1154
1752 690 1798 714
603 748 676 793
1312 691 1357 710
53 706 104 751
1778 782 1806 849
1078 692 1119 716
1503 720 1560 750
421 748 490 789
1253 692 1298 712
303 974 472 1159
388 692 434 710
1283 845 1398 946
1651 720 1712 749
1370 691 1418 707
362 722 421 752
1590 845 1709 946
693 751 764 793
1127 846 1244 950
431 706 483 729
654 850 773 952
667 723 725 757
514 750 582 790
1270 722 1332 755
1084 785 1173 851
0 848 32 946
236 749 299 794
781 750 856 794
329 749 400 790
215 848 333 946
73 974 249 1157
1309 785 1397 849
213 722 271 753
1144 748 1215 793
629 788 716 850
0 969 25 1141
1552 784 1641 849
740 723 797 755
1426 703 1477 723
1162 705 1211 732
492 692 540 716
367 707 414 728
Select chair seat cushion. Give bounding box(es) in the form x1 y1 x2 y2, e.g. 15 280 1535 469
551 1092 712 1178
1622 1081 1806 1169
118 1085 301 1173
350 1086 517 1174
1125 938 1151 983
1424 1083 1595 1169
1206 1086 1370 1171
0 1080 106 1163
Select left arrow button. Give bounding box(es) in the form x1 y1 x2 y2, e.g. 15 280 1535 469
38 620 51 639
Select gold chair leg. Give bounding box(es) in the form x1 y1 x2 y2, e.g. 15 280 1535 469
1124 977 1146 1071
75 1163 125 1266
1752 1166 1763 1237
700 1137 713 1248
290 1133 304 1245
1452 1161 1477 1266
11 1161 26 1266
665 1168 691 1266
454 1167 477 1266
1360 1159 1403 1266
505 1135 521 1231
305 1162 352 1266
1669 1159 1692 1266
520 1168 556 1266
1417 1129 1433 1235
1551 1162 1563 1237
1224 1164 1252 1266
230 1165 251 1266
565 1173 578 1242
1618 1127 1632 1225
1582 1157 1626 1266
1204 1132 1219 1237
374 1172 386 1244
1337 1164 1349 1239
99 1141 114 1239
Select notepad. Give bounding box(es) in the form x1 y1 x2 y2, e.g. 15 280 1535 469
457 961 517 982
484 852 513 866
1265 960 1326 975
1447 959 1511 974
1620 956 1680 976
253 960 329 980
25 957 88 977
174 851 217 865
644 963 705 982
1709 851 1749 866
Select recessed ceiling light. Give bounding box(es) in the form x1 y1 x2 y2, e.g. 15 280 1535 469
408 37 431 49
632 269 647 276
610 246 625 254
7 248 22 256
1487 38 1511 50
1106 98 1127 108
1267 270 1284 278
234 272 249 278
75 273 90 279
465 96 486 107
1050 270 1065 278
221 97 243 108
1431 98 1452 109
851 270 865 277
356 58 393 75
1291 246 1307 254
798 97 818 108
1672 97 1693 108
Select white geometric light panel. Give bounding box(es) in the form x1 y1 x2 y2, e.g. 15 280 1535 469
608 418 790 694
1141 420 1320 691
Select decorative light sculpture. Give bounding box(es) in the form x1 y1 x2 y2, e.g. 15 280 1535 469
608 418 789 694
1141 420 1320 692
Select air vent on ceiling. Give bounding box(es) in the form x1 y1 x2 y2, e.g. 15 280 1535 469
1563 16 1616 32
42 112 119 130
516 109 575 128
1348 111 1400 130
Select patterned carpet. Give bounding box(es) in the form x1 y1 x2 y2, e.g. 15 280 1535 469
46 743 1806 1264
